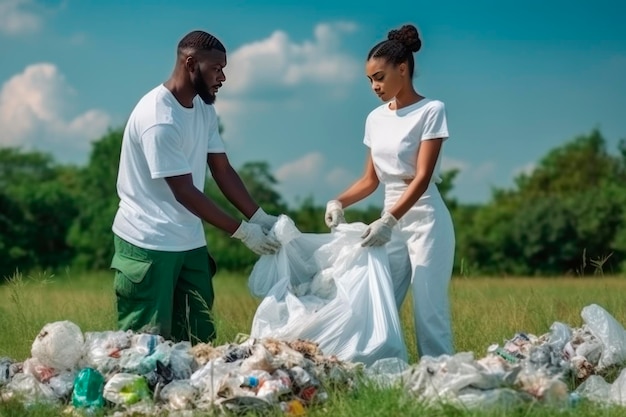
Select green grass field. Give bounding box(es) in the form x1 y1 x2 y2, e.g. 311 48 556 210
1 270 626 416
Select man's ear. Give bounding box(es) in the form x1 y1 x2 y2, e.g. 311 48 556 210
185 56 196 72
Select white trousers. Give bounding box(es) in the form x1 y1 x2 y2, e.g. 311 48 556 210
384 182 455 358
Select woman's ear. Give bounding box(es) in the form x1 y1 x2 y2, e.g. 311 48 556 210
399 62 408 77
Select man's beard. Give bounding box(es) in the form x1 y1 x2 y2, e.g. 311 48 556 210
193 73 216 105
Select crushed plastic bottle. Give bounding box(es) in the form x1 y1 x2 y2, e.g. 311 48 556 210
72 368 105 409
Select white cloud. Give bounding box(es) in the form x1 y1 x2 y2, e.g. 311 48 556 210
0 0 42 35
276 152 325 183
0 63 111 162
274 152 336 206
223 22 359 97
215 22 359 146
325 167 356 185
274 153 363 207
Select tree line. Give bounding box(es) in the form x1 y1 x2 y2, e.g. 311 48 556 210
1 128 625 280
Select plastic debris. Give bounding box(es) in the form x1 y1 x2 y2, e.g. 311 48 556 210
31 321 84 372
72 367 105 409
2 303 626 414
0 358 16 386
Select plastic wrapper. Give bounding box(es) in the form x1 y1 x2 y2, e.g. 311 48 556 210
159 380 198 410
5 373 57 404
72 367 105 409
0 357 15 386
169 341 196 380
47 371 76 400
79 330 133 375
103 373 151 405
189 358 238 402
22 357 57 383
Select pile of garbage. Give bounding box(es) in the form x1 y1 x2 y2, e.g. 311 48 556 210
366 303 626 410
0 322 358 416
2 303 626 415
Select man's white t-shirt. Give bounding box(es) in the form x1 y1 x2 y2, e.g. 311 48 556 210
112 84 225 251
363 98 449 184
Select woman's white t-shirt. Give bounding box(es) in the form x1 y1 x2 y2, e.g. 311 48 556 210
363 98 449 184
113 84 225 251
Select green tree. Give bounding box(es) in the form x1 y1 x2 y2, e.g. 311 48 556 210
67 129 123 269
0 148 81 279
0 190 25 279
456 129 626 276
513 129 622 197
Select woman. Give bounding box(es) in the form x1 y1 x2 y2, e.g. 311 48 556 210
324 24 455 358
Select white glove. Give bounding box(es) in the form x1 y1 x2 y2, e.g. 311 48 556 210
232 221 281 255
249 207 279 233
361 212 398 247
324 200 345 229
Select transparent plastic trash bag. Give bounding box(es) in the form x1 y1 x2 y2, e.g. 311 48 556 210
249 215 408 366
581 304 626 370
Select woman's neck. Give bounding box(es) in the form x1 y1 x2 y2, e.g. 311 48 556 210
391 88 423 110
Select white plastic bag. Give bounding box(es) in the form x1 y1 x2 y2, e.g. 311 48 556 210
581 304 626 370
249 216 407 366
575 368 626 406
248 218 328 298
31 321 84 372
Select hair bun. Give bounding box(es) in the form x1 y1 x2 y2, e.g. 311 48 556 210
387 24 421 53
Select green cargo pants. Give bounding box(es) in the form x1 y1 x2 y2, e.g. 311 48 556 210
111 235 217 343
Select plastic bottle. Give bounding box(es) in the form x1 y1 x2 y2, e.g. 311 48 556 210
568 392 581 408
239 375 259 388
72 367 105 409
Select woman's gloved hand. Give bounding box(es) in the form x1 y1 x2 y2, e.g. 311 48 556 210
361 212 398 247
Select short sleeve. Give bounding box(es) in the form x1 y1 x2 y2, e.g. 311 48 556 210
421 101 449 141
363 114 372 148
141 124 192 179
207 105 226 153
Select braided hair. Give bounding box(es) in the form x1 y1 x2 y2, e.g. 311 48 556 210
177 30 226 55
367 24 421 77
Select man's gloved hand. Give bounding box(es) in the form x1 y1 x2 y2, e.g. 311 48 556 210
361 212 398 247
324 200 346 229
232 221 281 255
249 207 279 233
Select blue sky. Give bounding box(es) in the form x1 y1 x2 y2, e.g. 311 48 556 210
1 0 625 209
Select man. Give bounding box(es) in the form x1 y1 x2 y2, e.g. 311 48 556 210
111 30 281 343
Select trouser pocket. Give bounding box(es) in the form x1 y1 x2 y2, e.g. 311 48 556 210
111 252 153 301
